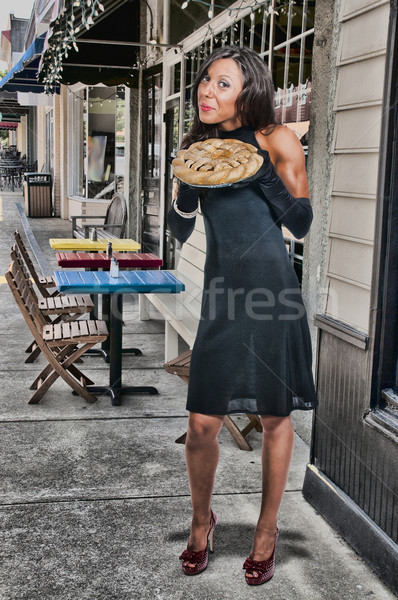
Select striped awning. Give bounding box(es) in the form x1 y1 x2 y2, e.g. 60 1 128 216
0 33 58 94
0 121 18 130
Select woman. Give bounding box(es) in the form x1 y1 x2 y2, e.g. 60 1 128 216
167 45 317 585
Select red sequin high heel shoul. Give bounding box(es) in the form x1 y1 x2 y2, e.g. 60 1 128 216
243 526 279 585
179 510 217 575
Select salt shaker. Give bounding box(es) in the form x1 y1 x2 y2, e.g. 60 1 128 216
110 257 119 278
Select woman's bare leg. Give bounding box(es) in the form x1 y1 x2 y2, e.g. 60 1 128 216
184 411 224 565
246 414 294 578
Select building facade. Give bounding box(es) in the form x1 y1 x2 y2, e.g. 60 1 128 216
1 0 397 592
301 0 397 593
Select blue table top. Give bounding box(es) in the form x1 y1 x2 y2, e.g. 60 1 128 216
54 270 185 294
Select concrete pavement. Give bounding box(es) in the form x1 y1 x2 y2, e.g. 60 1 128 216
0 192 395 599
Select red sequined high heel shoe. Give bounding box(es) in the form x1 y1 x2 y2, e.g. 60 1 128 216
243 525 279 585
179 510 217 575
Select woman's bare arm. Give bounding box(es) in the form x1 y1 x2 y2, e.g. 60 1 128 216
255 126 313 238
256 126 309 197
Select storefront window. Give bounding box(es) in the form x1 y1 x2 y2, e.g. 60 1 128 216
45 108 54 175
179 0 314 134
169 62 181 96
68 85 126 198
169 0 231 45
67 87 85 197
86 86 117 198
82 90 87 195
115 87 125 178
166 0 314 272
145 73 161 178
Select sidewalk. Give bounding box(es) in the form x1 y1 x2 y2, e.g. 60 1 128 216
0 192 395 600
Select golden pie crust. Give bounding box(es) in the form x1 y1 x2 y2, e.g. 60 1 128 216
172 138 263 186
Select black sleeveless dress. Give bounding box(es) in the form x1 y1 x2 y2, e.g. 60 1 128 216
182 126 318 416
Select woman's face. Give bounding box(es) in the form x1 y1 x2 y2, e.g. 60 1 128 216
197 58 244 131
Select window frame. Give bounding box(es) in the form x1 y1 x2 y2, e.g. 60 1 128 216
367 0 398 438
167 0 314 142
163 0 315 270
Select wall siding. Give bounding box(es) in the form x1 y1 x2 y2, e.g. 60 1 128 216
332 152 380 197
324 1 388 332
333 106 382 152
334 55 385 109
328 237 373 286
309 0 398 557
326 277 370 332
337 2 389 62
340 0 389 21
329 196 376 241
314 330 398 542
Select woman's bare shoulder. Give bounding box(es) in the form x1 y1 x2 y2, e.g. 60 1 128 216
257 124 301 149
256 124 304 163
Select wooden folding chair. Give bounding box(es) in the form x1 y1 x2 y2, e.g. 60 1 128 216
10 244 94 362
164 350 263 451
14 230 57 297
6 261 108 404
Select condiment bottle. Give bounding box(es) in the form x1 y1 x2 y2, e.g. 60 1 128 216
110 257 119 278
106 242 113 257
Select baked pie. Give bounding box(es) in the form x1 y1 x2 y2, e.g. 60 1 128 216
172 138 263 186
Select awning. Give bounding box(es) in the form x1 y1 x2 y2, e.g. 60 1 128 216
0 121 18 130
0 90 29 119
17 92 53 107
0 33 59 94
39 0 141 91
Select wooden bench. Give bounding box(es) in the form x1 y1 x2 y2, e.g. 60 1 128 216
164 349 263 451
140 213 206 362
71 192 127 239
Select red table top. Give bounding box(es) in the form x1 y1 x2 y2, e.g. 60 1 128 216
56 251 163 269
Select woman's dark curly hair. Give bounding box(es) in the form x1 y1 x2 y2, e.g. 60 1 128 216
181 45 278 149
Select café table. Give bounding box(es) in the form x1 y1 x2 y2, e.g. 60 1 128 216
56 251 161 269
56 251 163 361
50 238 141 321
0 164 24 191
49 238 141 252
53 269 185 405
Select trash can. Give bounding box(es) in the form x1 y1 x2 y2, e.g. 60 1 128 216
24 173 52 217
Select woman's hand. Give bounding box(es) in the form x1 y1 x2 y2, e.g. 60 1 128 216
252 148 277 185
167 180 199 244
175 181 200 212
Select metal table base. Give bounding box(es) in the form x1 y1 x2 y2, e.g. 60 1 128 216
86 294 158 405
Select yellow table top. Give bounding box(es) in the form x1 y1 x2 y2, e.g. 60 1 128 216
49 238 141 252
